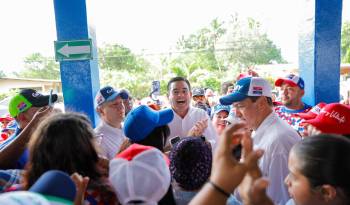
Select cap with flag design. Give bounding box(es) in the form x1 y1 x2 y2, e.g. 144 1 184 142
275 74 305 90
297 102 327 120
219 77 272 105
95 86 129 108
9 89 58 117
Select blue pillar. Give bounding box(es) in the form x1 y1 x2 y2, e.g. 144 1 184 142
53 0 100 126
299 0 342 105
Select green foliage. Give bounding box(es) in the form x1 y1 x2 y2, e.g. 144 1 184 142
98 44 149 72
218 16 285 67
0 89 18 101
341 21 350 63
15 53 60 80
100 69 154 99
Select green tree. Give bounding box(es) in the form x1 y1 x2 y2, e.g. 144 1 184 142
98 44 150 72
218 16 284 67
98 43 154 98
14 53 60 80
341 21 350 63
163 15 283 93
175 18 227 72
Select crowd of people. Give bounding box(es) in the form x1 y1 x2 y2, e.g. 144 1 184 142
0 71 349 205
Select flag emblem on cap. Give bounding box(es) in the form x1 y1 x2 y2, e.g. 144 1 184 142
17 102 27 112
252 86 263 95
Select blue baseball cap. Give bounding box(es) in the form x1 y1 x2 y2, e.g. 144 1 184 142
212 104 230 115
95 86 129 108
275 74 305 90
124 105 174 142
29 170 76 204
219 77 272 105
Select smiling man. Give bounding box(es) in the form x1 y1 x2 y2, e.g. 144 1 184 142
220 77 300 205
166 77 217 148
94 86 129 160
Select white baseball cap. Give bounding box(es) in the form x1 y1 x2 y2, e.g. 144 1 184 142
109 144 171 205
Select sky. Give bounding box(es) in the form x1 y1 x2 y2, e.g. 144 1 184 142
0 0 349 74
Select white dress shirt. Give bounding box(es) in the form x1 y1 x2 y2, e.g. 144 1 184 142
252 112 300 205
167 106 217 147
94 121 126 160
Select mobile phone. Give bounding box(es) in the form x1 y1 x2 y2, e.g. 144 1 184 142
169 136 181 147
48 89 53 107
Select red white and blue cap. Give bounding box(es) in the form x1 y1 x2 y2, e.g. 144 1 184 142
297 102 327 120
219 77 272 105
275 74 305 90
95 86 129 108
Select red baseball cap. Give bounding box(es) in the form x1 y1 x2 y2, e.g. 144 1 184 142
303 103 350 135
236 73 249 81
297 102 327 120
0 114 13 123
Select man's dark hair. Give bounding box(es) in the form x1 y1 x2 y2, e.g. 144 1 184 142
167 77 191 92
220 81 234 95
292 134 350 204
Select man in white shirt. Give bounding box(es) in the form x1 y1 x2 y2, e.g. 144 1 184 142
166 77 217 147
220 77 300 205
94 86 129 160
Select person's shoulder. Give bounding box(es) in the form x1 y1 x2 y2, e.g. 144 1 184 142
275 116 299 133
94 123 104 132
268 115 300 141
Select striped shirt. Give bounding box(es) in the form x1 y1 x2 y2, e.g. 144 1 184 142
94 121 126 160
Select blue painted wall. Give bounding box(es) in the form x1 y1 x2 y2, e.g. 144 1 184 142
299 0 342 105
53 0 100 126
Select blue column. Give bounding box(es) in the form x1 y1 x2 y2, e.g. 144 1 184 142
53 0 100 126
299 0 342 105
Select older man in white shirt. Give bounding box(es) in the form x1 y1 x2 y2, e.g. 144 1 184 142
220 77 300 205
94 86 129 160
166 77 217 148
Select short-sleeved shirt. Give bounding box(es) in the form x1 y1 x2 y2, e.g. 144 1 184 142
94 121 126 160
274 104 312 133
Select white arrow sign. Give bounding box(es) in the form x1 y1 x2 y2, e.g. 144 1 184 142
57 44 91 57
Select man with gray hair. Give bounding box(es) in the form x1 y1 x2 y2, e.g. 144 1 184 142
220 77 300 205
